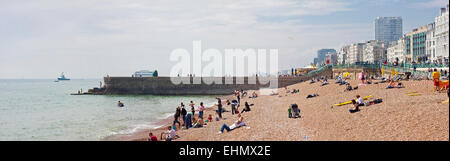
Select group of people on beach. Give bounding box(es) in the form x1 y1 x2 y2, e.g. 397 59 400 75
148 89 253 141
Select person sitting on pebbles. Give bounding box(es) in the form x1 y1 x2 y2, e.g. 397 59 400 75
350 95 365 113
218 114 245 134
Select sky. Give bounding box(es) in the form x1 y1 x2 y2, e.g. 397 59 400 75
0 0 448 79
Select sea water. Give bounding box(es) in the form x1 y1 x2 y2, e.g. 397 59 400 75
0 79 217 141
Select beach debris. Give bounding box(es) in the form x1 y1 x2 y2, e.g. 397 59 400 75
405 92 418 94
442 99 449 104
408 94 422 96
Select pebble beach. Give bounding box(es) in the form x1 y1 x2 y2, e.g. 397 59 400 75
117 79 449 141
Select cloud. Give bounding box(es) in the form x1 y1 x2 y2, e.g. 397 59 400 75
411 0 448 8
0 0 368 78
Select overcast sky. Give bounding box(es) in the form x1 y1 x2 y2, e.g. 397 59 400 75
0 0 448 79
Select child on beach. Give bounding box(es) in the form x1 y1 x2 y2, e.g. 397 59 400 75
288 107 292 118
208 114 213 123
148 132 158 141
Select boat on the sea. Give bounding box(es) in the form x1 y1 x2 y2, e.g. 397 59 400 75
57 72 70 81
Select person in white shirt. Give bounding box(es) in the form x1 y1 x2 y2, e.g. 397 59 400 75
218 114 245 134
161 126 177 141
351 95 364 113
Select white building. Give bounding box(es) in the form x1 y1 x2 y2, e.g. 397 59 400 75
337 45 350 64
426 23 436 63
347 43 365 64
387 38 406 64
434 4 449 64
363 40 387 64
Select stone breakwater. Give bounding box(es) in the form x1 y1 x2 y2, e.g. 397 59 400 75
95 67 335 95
102 76 316 95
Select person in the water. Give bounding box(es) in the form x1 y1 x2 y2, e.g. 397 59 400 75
117 101 124 107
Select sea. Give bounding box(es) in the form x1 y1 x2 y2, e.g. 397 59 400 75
0 79 218 141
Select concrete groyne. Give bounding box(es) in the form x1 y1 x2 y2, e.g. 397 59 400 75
102 76 309 95
98 67 332 95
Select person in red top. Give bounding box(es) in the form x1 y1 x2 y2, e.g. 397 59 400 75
148 132 158 141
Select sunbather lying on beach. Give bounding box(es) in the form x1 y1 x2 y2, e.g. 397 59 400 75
321 79 329 86
218 114 245 134
241 102 252 113
344 84 358 91
386 81 405 89
306 93 319 98
248 91 258 98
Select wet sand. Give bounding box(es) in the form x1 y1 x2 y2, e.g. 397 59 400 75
113 80 449 141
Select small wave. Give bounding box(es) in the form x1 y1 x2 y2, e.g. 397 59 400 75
108 123 157 136
157 112 174 120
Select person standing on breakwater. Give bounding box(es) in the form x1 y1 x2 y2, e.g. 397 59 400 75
216 98 223 119
173 107 181 128
190 101 195 116
198 102 205 119
180 103 187 126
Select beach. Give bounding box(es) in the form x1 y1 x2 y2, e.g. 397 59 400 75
120 79 449 141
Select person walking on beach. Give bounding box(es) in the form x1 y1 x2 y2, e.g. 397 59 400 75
432 69 441 92
173 107 181 128
235 90 241 104
189 101 195 116
198 102 205 119
180 103 187 125
216 98 223 119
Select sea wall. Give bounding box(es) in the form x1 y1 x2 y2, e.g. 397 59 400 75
104 77 300 95
102 68 333 95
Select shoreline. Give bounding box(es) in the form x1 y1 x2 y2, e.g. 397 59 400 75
103 95 234 141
